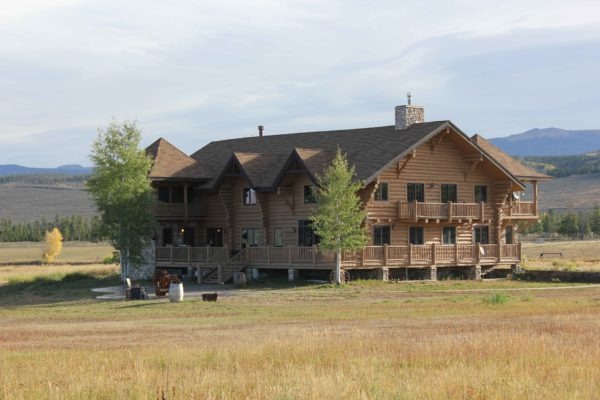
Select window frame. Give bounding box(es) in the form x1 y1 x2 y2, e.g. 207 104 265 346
473 225 489 245
374 182 389 202
373 225 391 245
241 228 260 248
303 185 317 204
442 226 456 245
242 188 257 206
407 183 425 202
441 183 457 203
474 185 488 203
409 226 424 245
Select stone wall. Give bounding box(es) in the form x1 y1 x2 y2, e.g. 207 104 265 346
129 241 155 280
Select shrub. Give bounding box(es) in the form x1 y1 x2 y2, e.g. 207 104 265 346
484 292 509 305
42 228 63 263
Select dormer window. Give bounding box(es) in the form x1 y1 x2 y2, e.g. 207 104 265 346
304 185 317 203
243 188 257 205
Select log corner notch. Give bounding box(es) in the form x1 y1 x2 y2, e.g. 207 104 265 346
464 155 483 181
397 150 417 178
429 127 450 154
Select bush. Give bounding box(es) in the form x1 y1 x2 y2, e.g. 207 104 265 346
484 293 509 305
42 228 63 263
103 251 120 265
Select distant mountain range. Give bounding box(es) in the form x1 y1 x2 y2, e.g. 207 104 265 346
490 128 600 156
0 164 91 176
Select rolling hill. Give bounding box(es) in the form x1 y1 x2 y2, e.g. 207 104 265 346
489 128 600 156
0 164 91 176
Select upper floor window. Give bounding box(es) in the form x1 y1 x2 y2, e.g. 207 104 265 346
243 188 257 205
374 182 389 201
442 226 456 245
474 225 489 244
373 225 391 245
474 185 488 203
441 184 457 203
304 185 317 203
409 226 424 245
407 183 424 202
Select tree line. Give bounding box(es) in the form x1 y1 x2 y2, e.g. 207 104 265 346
523 206 600 238
0 215 104 242
0 173 90 185
519 153 600 178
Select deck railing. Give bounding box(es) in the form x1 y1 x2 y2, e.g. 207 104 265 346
507 201 536 216
398 201 483 221
151 203 206 218
156 243 521 268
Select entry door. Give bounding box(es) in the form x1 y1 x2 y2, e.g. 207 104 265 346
206 228 224 247
182 227 195 246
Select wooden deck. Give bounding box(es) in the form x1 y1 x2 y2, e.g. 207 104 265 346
155 243 521 270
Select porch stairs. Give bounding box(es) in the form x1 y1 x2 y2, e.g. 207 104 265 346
200 248 248 284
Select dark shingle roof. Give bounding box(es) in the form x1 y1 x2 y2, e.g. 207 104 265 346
146 138 210 180
191 121 449 189
471 134 552 181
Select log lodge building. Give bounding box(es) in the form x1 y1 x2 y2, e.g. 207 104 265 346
141 102 550 283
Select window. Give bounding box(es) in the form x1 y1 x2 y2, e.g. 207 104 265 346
505 225 514 244
274 228 284 247
409 227 424 245
442 227 456 245
441 184 457 203
474 185 488 203
407 183 424 202
373 225 391 245
241 228 260 248
374 182 389 201
158 187 170 203
298 220 319 247
303 185 317 203
474 226 489 244
162 228 172 246
243 188 257 205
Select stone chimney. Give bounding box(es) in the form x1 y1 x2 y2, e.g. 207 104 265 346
395 92 424 130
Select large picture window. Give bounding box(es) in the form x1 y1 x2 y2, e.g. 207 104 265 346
407 183 424 202
373 225 391 245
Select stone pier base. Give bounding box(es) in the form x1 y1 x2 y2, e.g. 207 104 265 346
471 265 482 280
288 269 299 281
428 266 437 281
377 267 389 281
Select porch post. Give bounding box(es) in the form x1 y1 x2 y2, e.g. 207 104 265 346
431 243 437 265
454 244 459 264
312 245 316 266
184 184 188 221
383 244 388 266
408 244 413 265
532 180 538 216
448 201 453 222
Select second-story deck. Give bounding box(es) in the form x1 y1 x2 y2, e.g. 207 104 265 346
151 203 206 219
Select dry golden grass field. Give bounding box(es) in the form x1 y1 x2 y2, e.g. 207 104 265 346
522 240 600 271
0 241 114 264
1 262 599 399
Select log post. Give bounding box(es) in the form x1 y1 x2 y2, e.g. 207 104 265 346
476 243 481 264
383 244 388 266
454 243 459 264
413 202 418 223
431 243 437 265
217 263 222 284
518 241 522 261
397 201 402 220
288 245 292 265
532 180 538 216
448 201 453 222
267 246 271 264
187 246 191 264
361 247 366 267
169 246 174 265
480 201 485 221
408 244 413 265
312 245 316 266
184 184 189 221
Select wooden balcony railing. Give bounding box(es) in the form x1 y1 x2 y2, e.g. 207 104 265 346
156 243 521 268
504 201 536 217
398 201 484 221
151 203 206 218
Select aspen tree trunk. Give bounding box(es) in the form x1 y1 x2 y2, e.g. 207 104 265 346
336 250 341 285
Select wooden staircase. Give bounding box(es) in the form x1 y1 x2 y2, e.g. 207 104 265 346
200 248 248 284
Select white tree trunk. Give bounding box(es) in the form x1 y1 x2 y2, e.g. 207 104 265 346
336 250 341 285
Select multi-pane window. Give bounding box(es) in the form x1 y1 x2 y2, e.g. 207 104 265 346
374 182 389 201
243 188 257 205
441 184 457 203
241 228 260 248
474 185 488 203
442 227 456 245
298 220 319 247
409 227 424 245
474 226 489 244
303 185 317 203
407 183 424 202
373 225 391 245
274 228 284 247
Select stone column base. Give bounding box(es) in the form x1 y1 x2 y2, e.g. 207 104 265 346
377 267 389 281
288 269 299 281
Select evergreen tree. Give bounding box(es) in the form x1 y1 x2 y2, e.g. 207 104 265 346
311 149 367 284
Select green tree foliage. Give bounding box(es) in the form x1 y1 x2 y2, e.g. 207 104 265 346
87 120 155 281
519 153 600 178
558 213 579 236
0 216 103 242
311 149 367 284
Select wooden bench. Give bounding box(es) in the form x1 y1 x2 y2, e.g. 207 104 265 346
539 252 564 260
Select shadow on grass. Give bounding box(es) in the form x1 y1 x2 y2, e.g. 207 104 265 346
0 270 121 307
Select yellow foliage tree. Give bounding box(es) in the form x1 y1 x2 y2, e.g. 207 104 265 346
43 228 63 263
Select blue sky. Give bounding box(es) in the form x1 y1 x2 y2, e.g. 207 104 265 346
1 0 599 167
